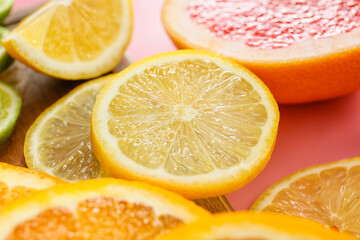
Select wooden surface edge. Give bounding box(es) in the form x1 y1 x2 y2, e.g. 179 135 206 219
2 2 234 214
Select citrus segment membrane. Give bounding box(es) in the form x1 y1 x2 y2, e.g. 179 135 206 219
252 158 360 239
92 50 279 198
187 0 360 49
25 77 110 182
0 179 210 239
108 59 266 175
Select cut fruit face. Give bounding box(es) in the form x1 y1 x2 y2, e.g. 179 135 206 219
2 0 132 80
0 178 210 239
156 212 356 240
162 0 360 103
0 162 63 210
91 50 279 199
187 0 360 50
24 75 114 182
251 157 360 239
0 80 21 145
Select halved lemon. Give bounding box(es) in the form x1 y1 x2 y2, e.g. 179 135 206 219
91 50 279 199
157 212 356 240
2 0 133 80
162 0 360 104
0 178 210 239
0 162 63 209
24 75 114 182
251 157 360 239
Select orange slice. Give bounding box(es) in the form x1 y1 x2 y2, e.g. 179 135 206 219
0 162 63 209
0 178 210 239
162 0 360 103
2 0 133 80
91 50 279 199
251 157 360 239
157 212 356 240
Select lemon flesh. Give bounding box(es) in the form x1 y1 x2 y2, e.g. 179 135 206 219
25 78 109 181
109 59 267 175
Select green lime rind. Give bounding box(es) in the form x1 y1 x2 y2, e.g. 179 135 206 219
0 0 14 24
0 26 14 73
0 81 21 146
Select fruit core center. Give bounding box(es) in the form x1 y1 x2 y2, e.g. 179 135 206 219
187 0 360 49
173 104 198 121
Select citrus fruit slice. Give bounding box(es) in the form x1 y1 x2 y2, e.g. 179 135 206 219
24 74 114 182
251 157 360 239
0 80 21 145
0 27 14 74
0 178 210 239
0 162 63 209
91 50 279 199
162 0 360 104
2 0 132 80
0 0 13 24
157 212 356 240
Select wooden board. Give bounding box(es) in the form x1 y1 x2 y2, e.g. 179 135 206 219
0 4 233 214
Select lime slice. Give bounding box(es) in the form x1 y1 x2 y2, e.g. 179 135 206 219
0 26 13 73
0 0 13 24
0 81 21 145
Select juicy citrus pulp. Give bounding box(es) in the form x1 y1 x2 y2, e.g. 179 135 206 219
0 80 21 145
91 50 279 199
24 75 114 182
2 0 133 80
0 27 13 74
0 178 210 239
156 212 356 240
162 0 360 103
187 0 360 50
0 162 63 209
0 0 13 24
251 157 360 239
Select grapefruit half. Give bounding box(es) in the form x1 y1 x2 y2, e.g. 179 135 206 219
162 0 360 104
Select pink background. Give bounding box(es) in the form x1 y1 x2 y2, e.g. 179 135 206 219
13 0 360 210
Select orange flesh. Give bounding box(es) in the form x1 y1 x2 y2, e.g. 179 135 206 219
0 182 36 209
7 197 183 239
263 165 360 238
187 0 360 49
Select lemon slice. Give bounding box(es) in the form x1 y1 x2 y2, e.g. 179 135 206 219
0 179 210 239
0 0 13 24
2 0 132 80
251 157 360 239
157 212 356 240
0 80 21 145
92 50 279 199
24 75 114 182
